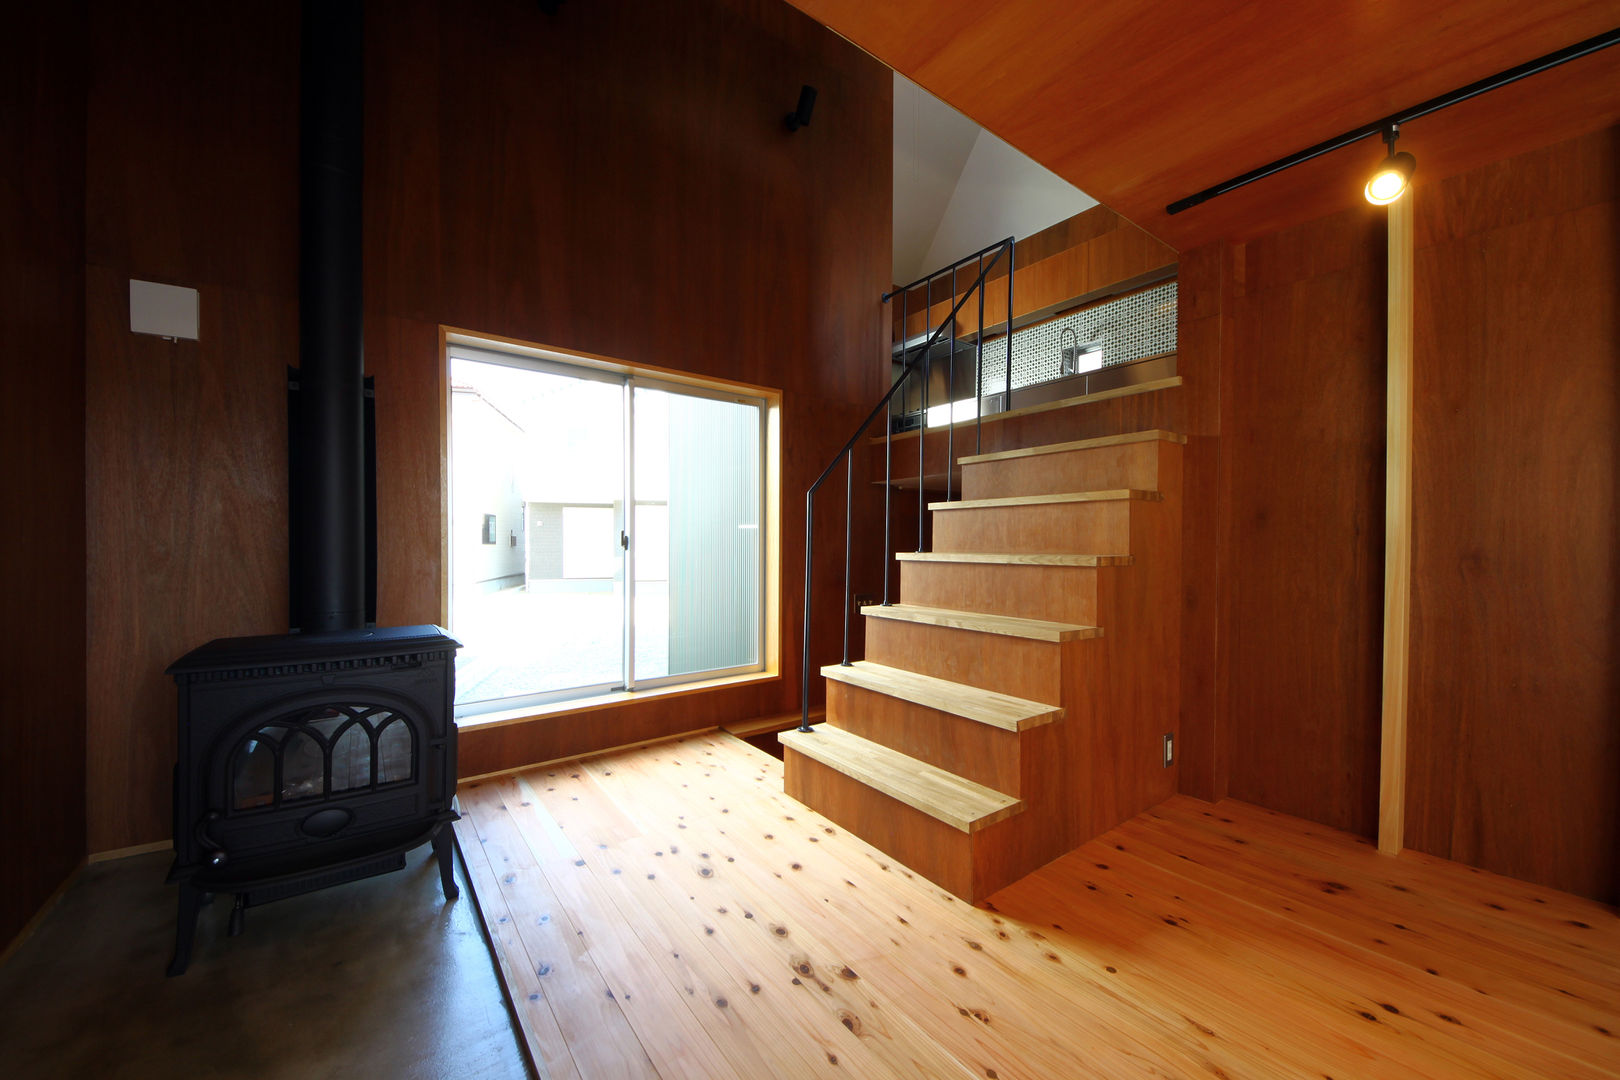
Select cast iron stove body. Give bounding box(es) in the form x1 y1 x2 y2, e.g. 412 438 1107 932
165 625 459 976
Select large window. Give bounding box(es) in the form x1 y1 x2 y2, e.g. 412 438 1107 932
448 342 767 717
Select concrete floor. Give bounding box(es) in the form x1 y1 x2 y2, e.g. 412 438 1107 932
2 840 532 1080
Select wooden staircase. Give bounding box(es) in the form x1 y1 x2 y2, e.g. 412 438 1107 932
781 429 1184 901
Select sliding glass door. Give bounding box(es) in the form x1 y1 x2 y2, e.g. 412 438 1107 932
449 345 764 715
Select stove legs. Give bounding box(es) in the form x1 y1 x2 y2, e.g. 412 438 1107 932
433 827 459 901
167 882 203 977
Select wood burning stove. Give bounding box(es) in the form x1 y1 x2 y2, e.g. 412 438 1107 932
165 626 460 975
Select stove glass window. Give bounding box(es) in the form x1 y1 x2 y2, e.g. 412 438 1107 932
378 718 413 785
331 724 370 792
233 734 276 810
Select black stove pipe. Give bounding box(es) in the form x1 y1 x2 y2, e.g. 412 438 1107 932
295 0 366 633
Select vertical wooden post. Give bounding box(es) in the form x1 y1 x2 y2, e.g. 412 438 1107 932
1378 192 1414 856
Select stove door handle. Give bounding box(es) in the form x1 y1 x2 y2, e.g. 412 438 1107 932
197 811 227 868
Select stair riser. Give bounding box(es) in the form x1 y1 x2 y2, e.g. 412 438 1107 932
961 441 1164 499
931 500 1132 554
864 618 1064 704
783 747 1067 902
898 562 1098 625
825 682 1024 795
783 749 977 899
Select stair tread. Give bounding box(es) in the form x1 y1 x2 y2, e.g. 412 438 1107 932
821 661 1061 731
861 603 1101 642
957 429 1187 465
929 489 1162 511
895 551 1131 566
779 725 1021 832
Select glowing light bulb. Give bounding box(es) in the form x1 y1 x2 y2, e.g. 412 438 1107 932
1364 151 1416 205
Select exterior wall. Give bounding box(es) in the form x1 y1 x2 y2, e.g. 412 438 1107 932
450 390 526 592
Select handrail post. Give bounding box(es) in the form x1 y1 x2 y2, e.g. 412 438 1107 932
947 263 956 502
800 490 814 731
917 275 929 552
842 454 852 666
885 286 900 606
975 251 985 454
1005 240 1015 414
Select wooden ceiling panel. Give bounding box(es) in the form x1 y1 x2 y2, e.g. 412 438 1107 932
786 0 1620 249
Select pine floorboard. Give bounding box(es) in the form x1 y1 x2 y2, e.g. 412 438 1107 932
455 731 1620 1080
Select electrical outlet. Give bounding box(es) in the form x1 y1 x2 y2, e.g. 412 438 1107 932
853 593 877 615
1162 732 1174 767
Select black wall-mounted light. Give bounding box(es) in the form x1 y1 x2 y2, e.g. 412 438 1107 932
785 84 818 132
1364 124 1417 205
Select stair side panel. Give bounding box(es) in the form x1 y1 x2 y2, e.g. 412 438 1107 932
1065 456 1183 847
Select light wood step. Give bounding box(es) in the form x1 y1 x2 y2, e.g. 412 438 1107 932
721 707 823 739
860 603 1101 642
778 726 1021 833
929 489 1161 512
895 551 1131 566
821 660 1061 732
956 429 1186 466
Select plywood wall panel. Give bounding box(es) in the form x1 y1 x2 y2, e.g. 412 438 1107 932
85 269 294 850
1221 207 1387 838
1407 128 1620 902
1180 127 1620 902
1 0 88 947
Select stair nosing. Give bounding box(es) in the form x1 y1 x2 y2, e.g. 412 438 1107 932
928 489 1161 512
860 602 1102 642
820 660 1061 732
894 551 1132 567
779 726 1021 832
957 429 1187 466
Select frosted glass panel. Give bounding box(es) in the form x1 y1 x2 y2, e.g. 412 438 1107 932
636 388 760 679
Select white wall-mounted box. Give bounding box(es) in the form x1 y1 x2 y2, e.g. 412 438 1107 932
129 279 199 340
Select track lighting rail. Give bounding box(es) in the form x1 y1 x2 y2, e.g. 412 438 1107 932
1165 26 1620 215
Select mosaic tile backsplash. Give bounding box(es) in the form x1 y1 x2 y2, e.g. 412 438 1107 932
973 280 1177 395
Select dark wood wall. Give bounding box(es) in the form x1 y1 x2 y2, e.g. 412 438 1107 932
83 0 890 852
1405 128 1619 902
1176 126 1620 902
1174 206 1389 838
1224 206 1389 838
2 2 89 948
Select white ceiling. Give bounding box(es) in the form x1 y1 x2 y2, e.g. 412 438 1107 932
892 73 1095 287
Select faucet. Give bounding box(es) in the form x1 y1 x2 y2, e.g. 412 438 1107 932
1060 326 1080 375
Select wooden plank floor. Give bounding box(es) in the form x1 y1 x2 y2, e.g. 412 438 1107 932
455 731 1620 1080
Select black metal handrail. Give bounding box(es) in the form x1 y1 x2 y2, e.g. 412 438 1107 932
800 238 1015 729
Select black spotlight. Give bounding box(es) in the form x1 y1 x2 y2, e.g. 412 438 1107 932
785 84 817 132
